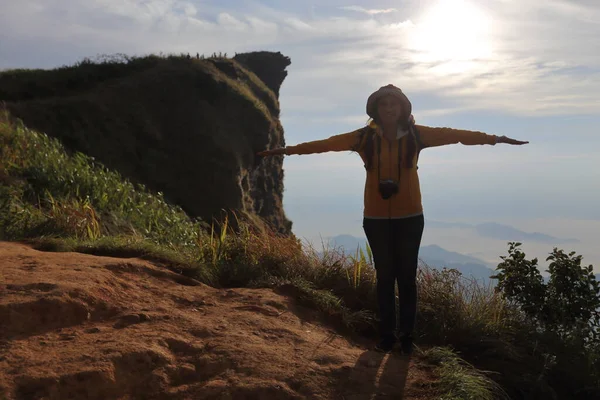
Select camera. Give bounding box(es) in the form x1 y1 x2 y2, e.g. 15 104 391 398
378 179 398 199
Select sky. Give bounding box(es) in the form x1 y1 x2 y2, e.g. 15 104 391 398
1 0 599 272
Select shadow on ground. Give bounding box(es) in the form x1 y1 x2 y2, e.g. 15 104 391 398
335 349 411 399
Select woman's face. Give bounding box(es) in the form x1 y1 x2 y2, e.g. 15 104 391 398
376 95 405 125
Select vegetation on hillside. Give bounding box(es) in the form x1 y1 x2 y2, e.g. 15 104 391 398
1 52 292 235
1 73 599 398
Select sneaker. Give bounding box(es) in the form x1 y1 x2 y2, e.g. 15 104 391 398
374 336 396 353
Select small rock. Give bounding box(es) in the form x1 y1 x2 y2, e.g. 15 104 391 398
113 313 143 329
85 327 101 334
59 333 77 341
178 363 197 380
138 313 150 322
121 314 141 323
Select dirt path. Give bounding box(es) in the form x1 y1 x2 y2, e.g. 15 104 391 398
0 241 439 399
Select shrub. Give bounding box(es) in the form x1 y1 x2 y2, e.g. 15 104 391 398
492 242 600 342
492 242 600 398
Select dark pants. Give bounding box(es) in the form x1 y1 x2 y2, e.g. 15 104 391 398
363 215 424 340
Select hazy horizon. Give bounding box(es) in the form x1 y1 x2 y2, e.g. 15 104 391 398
2 0 599 272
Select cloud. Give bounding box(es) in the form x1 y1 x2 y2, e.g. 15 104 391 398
0 0 599 117
340 6 398 15
282 17 316 32
217 13 248 31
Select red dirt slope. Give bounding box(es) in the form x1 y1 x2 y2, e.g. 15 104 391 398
0 241 438 400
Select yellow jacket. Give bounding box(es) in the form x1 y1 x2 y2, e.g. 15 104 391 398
284 121 498 219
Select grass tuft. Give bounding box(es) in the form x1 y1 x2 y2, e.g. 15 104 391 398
422 347 509 400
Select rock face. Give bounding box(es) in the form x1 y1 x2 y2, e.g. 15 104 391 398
0 241 438 400
234 51 291 97
1 52 292 234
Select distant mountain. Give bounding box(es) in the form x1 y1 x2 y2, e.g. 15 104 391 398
418 244 491 267
328 234 368 254
474 222 579 244
425 220 472 229
419 245 497 283
326 235 496 283
427 220 579 245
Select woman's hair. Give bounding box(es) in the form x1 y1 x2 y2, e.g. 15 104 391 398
355 113 418 170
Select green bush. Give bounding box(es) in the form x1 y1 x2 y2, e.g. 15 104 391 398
492 242 600 398
493 242 600 341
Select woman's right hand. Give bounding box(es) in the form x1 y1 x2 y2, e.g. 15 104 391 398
257 148 287 156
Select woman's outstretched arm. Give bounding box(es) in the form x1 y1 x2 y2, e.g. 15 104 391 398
417 125 528 148
257 130 362 156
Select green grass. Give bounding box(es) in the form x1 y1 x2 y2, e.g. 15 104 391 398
0 110 201 247
1 94 599 399
422 347 509 400
0 53 276 110
26 235 214 282
0 52 280 131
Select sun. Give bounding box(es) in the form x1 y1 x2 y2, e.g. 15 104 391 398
408 0 494 65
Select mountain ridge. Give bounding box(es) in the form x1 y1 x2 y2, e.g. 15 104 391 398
427 220 579 244
327 234 497 282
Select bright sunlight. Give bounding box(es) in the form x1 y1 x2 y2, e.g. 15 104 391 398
408 0 494 68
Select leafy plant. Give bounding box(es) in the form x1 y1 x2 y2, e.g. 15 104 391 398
492 242 600 341
492 242 600 397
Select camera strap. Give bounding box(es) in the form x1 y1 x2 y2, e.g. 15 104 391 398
376 134 403 184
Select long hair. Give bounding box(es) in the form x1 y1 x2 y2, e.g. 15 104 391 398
354 115 418 170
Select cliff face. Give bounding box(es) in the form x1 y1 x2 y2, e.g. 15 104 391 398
233 51 290 97
1 52 292 234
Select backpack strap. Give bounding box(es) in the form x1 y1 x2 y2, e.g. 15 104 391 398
411 124 425 151
409 123 424 170
353 126 375 170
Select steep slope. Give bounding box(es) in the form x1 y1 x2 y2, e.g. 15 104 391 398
0 241 440 400
0 52 292 234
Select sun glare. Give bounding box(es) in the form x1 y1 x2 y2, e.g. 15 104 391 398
408 0 494 66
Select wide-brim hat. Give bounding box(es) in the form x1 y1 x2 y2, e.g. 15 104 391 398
366 84 412 120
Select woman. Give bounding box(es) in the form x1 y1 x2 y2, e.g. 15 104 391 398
257 84 528 354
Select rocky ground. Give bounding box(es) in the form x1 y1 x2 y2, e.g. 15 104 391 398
0 241 439 400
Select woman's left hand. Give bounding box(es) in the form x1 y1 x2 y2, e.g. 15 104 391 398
496 135 529 145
